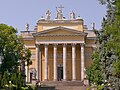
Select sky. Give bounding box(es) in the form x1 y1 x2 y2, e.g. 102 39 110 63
0 0 106 33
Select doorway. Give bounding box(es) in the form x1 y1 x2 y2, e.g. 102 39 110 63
57 66 63 81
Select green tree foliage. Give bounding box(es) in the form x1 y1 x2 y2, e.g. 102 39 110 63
19 48 32 86
86 52 103 85
1 71 9 88
0 24 32 88
87 0 120 89
11 72 23 89
0 24 20 73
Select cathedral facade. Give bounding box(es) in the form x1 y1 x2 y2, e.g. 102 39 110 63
20 7 96 83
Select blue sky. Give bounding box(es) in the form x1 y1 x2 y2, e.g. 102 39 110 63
0 0 106 32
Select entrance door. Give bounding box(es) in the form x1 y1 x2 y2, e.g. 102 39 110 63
30 73 33 83
57 66 63 81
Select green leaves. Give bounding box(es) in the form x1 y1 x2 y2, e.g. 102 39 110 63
113 60 120 77
87 1 120 89
86 52 103 85
1 71 9 88
0 24 32 87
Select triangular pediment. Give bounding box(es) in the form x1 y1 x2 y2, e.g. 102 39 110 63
33 26 87 36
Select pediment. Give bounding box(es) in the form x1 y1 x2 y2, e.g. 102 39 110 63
33 26 87 36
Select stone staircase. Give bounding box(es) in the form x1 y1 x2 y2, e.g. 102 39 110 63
40 81 91 90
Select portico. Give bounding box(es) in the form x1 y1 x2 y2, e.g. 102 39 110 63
35 42 85 81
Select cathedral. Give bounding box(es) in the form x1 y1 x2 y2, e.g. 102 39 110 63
20 6 96 84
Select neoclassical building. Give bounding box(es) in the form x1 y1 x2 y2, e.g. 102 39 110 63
20 7 96 83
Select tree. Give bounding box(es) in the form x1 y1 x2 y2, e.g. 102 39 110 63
98 0 120 89
86 0 120 89
1 71 9 88
0 24 31 88
19 47 32 86
86 51 103 85
0 24 20 74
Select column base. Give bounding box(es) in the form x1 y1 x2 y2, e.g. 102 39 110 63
72 79 76 81
53 79 58 81
44 79 48 81
63 79 67 81
83 78 89 86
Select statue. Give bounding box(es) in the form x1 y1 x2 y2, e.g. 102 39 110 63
25 23 29 31
45 10 51 20
56 5 64 20
91 22 95 30
70 11 76 20
30 68 37 79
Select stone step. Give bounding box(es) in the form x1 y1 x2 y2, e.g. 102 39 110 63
41 81 84 86
55 86 91 90
28 81 94 90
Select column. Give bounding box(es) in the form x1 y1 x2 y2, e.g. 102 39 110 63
63 44 67 80
36 44 40 80
25 62 28 82
54 44 57 81
81 43 85 81
44 44 48 81
72 43 76 81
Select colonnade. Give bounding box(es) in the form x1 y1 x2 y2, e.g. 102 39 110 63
36 43 85 81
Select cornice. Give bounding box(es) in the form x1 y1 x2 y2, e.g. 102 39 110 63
37 19 83 24
33 34 86 37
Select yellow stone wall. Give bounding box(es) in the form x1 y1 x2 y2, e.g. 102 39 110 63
37 21 83 32
85 47 93 68
86 39 96 44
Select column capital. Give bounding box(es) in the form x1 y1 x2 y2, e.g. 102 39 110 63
45 44 49 46
80 43 85 46
35 44 40 48
45 44 49 48
54 44 58 47
62 43 67 47
72 43 76 46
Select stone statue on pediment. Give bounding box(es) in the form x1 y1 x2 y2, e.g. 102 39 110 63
56 5 64 20
25 23 29 31
70 11 76 20
45 10 51 20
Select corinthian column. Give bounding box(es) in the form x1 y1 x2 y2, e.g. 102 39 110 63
72 43 76 81
54 44 57 81
44 44 48 81
36 44 40 80
63 44 67 81
81 43 85 81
